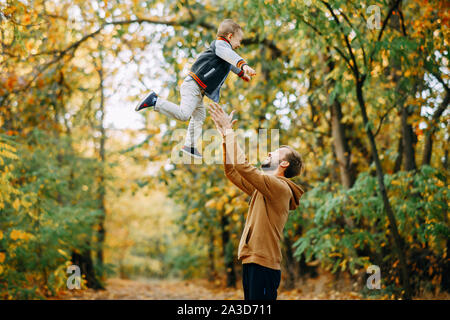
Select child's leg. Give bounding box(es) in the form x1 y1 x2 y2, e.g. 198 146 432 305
184 102 206 148
154 80 202 121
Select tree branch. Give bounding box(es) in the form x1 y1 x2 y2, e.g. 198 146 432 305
374 105 396 138
429 70 450 93
368 0 402 65
10 17 285 94
296 15 353 70
320 0 359 76
336 6 368 68
421 90 450 165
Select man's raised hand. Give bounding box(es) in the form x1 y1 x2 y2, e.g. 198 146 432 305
208 103 237 136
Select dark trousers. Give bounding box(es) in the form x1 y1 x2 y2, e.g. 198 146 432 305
242 263 281 300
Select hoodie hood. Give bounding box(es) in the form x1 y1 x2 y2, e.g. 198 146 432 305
278 176 305 210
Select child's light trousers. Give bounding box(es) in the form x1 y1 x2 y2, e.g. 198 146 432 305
154 78 206 148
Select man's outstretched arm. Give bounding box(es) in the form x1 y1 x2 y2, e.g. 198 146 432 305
222 141 255 197
209 103 286 200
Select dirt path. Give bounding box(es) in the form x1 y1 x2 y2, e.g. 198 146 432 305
58 278 243 300
55 277 365 300
55 277 449 300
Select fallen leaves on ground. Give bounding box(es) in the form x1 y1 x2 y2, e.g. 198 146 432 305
55 277 366 300
54 274 450 300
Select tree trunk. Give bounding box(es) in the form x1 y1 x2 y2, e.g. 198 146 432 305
393 136 403 173
208 230 216 282
443 134 449 169
442 238 450 292
324 49 357 187
72 249 103 290
330 99 356 188
95 51 107 273
356 78 412 299
388 1 417 172
421 90 449 166
282 234 297 290
348 126 372 167
325 53 357 229
220 214 236 287
401 105 417 171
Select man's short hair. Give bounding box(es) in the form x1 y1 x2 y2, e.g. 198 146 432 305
280 145 304 178
217 19 243 38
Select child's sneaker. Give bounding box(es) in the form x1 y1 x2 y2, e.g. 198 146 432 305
135 92 158 111
181 145 202 159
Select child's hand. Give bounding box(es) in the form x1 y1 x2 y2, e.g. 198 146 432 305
243 65 256 76
242 74 251 82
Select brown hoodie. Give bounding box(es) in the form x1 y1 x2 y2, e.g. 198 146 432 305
222 130 304 270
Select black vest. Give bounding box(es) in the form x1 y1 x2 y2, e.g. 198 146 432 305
189 40 232 96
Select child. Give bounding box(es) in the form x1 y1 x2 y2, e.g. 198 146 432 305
135 19 256 158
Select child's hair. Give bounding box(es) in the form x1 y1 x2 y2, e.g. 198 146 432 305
217 19 243 38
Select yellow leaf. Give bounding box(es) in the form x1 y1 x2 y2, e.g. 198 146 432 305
12 198 20 210
436 180 444 187
10 229 32 241
10 229 21 240
216 200 224 211
205 199 215 208
57 249 68 258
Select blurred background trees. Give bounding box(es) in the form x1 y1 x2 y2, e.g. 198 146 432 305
0 0 448 299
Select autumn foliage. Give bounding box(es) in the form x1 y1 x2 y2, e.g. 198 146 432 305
0 0 448 299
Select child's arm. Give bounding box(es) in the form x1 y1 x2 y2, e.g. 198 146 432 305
215 40 253 73
230 65 251 82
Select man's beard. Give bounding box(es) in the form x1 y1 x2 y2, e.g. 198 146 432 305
261 157 278 171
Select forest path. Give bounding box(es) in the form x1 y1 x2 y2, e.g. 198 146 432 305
55 277 366 300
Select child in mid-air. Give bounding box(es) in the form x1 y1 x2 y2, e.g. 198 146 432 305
135 19 256 158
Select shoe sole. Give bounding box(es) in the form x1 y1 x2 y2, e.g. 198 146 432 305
135 92 154 111
181 148 202 159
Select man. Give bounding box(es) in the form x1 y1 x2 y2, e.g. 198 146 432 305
208 102 305 301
